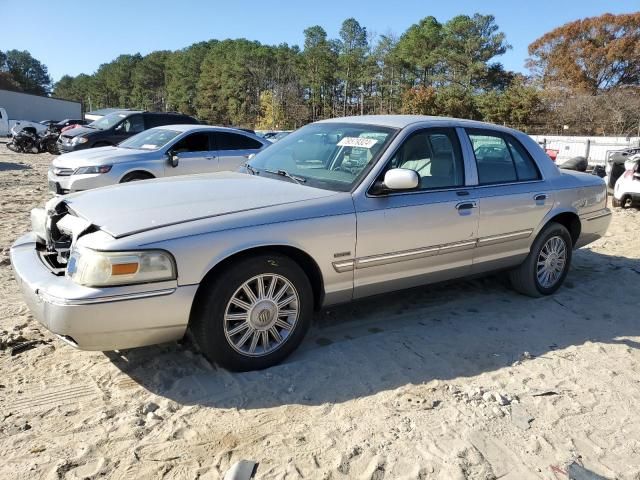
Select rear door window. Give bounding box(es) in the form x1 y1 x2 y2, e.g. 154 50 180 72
122 114 145 134
215 132 263 150
506 137 541 181
466 130 540 184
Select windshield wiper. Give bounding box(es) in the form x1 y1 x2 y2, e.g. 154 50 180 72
264 169 306 185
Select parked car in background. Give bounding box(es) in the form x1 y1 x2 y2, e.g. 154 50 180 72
12 115 611 371
261 130 293 142
48 125 268 194
55 119 89 132
613 154 640 208
57 111 199 153
606 147 640 190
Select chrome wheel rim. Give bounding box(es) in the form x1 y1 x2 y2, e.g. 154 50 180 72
223 274 299 357
536 236 567 288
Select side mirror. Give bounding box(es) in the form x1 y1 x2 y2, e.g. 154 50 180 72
168 151 179 168
383 168 419 190
246 153 256 160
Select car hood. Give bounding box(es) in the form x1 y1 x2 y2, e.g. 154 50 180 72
52 146 151 169
60 126 97 138
61 172 338 238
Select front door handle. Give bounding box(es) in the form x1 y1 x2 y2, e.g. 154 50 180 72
456 201 477 211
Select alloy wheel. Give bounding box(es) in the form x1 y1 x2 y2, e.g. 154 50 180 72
536 235 567 288
223 274 299 357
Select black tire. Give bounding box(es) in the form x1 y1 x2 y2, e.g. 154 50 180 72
620 195 631 209
190 253 313 371
559 156 588 172
509 222 573 297
120 172 154 183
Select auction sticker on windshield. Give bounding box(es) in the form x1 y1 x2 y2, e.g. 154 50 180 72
338 137 378 149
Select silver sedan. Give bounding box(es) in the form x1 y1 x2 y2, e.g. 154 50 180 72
11 115 611 371
47 125 269 194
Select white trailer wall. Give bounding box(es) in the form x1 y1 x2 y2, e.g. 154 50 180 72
0 89 82 122
530 134 640 165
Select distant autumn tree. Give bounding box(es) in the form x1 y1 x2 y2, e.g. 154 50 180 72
527 12 640 93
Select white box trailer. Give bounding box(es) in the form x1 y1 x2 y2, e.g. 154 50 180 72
530 134 640 166
0 89 82 136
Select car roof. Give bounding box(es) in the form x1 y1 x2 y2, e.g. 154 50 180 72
154 124 257 134
317 115 517 133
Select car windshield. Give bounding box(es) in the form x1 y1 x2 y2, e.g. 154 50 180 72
119 128 181 150
248 123 396 192
88 112 130 130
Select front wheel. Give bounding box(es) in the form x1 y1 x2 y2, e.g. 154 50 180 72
509 222 572 297
190 253 313 371
120 172 154 183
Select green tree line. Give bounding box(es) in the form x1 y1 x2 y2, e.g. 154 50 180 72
53 14 543 129
7 12 638 135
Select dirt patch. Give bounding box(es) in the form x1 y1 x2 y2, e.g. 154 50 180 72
1 143 639 479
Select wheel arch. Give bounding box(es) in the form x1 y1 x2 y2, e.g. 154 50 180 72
119 169 156 182
541 210 581 247
189 245 325 323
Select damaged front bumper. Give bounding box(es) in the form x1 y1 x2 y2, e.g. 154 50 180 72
10 233 197 351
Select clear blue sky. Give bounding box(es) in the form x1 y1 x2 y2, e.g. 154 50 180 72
3 0 638 81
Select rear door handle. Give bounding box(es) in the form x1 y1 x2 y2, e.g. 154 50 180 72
456 201 477 211
534 193 548 203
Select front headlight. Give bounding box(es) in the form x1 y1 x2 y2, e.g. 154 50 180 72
71 136 89 145
74 165 112 175
66 248 177 287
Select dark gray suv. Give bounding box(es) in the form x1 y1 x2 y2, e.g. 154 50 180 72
57 111 199 153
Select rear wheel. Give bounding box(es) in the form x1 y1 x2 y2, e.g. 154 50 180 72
620 195 632 209
190 253 313 371
510 222 572 297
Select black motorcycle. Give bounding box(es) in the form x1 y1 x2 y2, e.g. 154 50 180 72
7 126 40 153
38 126 60 154
7 125 60 154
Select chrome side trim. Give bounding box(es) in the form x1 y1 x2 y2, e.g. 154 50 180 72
37 288 176 306
332 260 355 273
581 209 612 222
355 240 476 270
334 229 534 273
476 229 533 246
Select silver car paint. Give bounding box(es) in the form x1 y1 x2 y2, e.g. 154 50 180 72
48 125 268 192
11 116 612 351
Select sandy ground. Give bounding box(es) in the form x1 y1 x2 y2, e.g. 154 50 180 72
1 142 640 480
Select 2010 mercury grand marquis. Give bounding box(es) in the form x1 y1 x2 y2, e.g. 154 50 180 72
10 115 612 371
